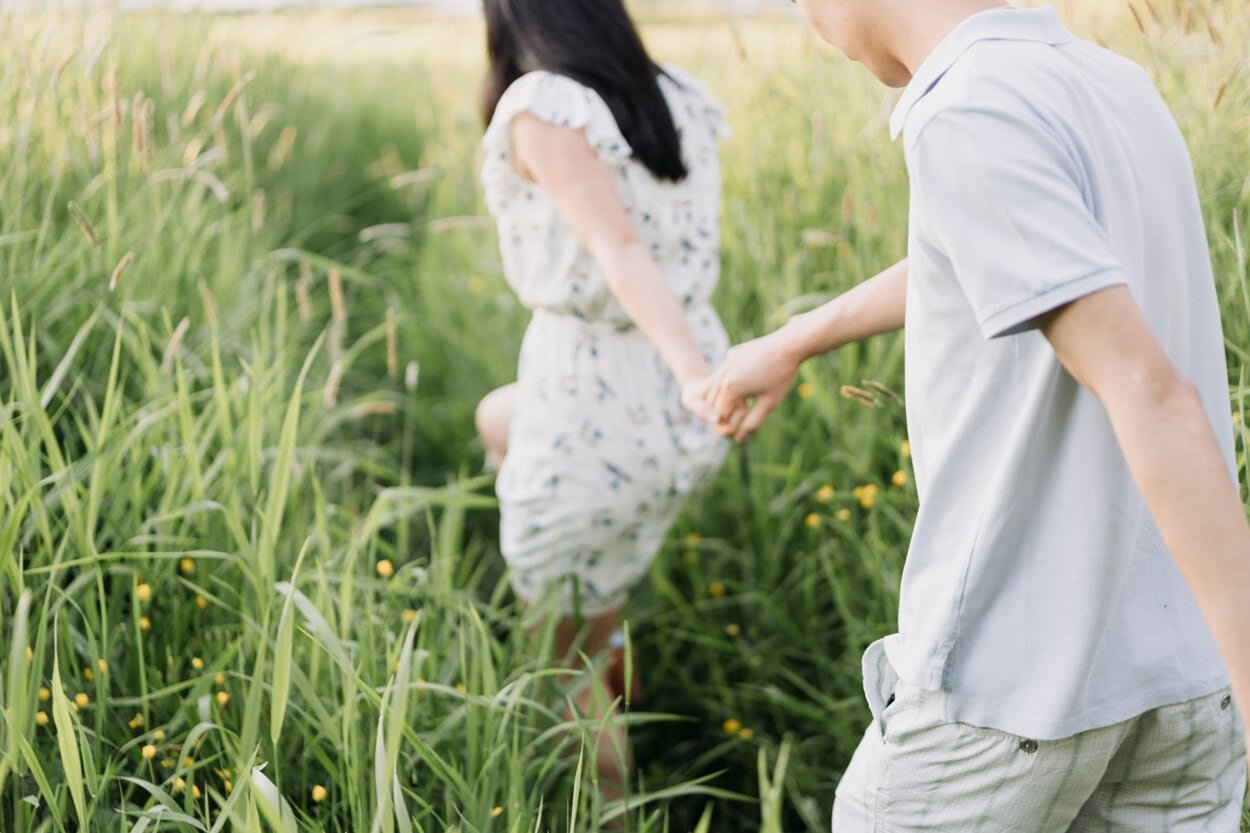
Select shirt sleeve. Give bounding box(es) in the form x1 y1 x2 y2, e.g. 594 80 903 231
910 105 1128 339
480 72 632 214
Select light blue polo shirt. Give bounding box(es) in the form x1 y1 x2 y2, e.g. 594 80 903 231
887 5 1235 739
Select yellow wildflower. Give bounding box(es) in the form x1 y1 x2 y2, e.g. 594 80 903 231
74 692 89 710
376 560 394 578
136 583 152 602
892 470 908 487
900 440 911 458
402 608 418 624
215 691 230 707
97 659 109 674
739 727 755 740
312 785 328 802
142 744 157 760
836 508 852 522
214 672 226 685
725 623 741 637
490 807 503 818
195 595 208 609
805 513 821 529
854 484 878 509
180 558 195 574
153 729 166 741
84 668 94 681
139 616 151 631
797 382 814 400
722 718 741 734
709 581 726 598
191 657 204 670
24 646 32 662
35 711 48 727
816 485 835 503
172 777 186 792
38 687 50 702
129 714 145 729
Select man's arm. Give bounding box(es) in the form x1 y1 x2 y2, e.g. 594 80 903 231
702 257 908 442
1041 285 1250 739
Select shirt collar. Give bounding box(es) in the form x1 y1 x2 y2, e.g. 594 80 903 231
888 5 1074 140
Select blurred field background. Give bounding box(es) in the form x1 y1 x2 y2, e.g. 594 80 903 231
1 1 1247 830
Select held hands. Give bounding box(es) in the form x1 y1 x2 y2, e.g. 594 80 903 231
685 329 802 444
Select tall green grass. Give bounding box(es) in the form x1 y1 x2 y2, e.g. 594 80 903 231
1 2 1247 831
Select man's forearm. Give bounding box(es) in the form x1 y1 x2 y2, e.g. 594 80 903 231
778 257 908 364
1104 377 1250 732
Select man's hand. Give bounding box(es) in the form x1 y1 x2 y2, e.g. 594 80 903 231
699 329 803 443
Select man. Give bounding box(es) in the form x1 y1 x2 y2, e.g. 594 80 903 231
696 1 1250 829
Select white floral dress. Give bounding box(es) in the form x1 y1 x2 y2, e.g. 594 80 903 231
481 65 731 616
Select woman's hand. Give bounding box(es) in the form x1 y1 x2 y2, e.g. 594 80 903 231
698 328 803 443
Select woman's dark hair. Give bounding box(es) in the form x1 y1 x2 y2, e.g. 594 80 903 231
482 0 688 182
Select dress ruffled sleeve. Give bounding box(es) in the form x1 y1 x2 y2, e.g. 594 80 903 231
481 72 633 211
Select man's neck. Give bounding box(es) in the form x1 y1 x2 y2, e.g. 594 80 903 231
889 0 1013 81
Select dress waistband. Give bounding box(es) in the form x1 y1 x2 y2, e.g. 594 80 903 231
532 299 716 334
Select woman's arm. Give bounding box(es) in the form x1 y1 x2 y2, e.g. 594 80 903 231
511 113 714 410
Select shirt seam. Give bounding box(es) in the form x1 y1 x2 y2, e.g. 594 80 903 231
977 266 1126 336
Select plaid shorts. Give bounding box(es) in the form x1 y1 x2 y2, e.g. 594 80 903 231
833 640 1247 832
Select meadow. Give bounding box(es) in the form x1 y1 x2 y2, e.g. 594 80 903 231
0 1 1247 831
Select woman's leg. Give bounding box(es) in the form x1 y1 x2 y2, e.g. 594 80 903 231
475 383 516 469
550 609 635 815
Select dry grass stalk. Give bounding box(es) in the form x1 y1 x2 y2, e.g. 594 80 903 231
839 385 881 408
351 402 398 419
68 202 100 248
728 21 749 61
861 380 903 405
324 360 343 408
78 108 101 165
109 251 134 292
327 269 346 323
1129 4 1146 34
107 68 122 132
161 317 191 375
1211 78 1228 110
268 125 298 171
182 91 207 128
1199 2 1223 45
197 280 219 327
182 135 207 168
295 261 313 322
52 48 78 86
213 70 256 128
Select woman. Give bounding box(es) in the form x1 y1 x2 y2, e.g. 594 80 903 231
474 0 731 787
